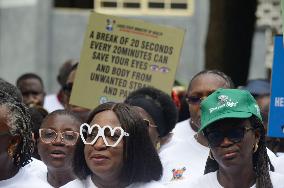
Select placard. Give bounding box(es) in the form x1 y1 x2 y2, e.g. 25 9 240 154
282 0 284 41
268 35 284 137
70 12 185 109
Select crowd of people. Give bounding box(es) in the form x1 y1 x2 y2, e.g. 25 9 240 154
1 59 284 188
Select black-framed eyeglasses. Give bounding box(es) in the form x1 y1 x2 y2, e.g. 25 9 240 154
204 127 254 147
185 96 207 105
143 119 158 128
39 128 79 146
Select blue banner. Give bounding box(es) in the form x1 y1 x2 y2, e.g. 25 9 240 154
268 35 284 137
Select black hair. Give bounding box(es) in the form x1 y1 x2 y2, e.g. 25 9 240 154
62 62 79 93
203 115 273 188
188 69 235 91
73 102 162 185
16 73 44 88
70 62 79 73
28 106 48 159
28 106 49 140
40 109 83 129
178 96 190 122
124 86 178 137
57 59 79 87
0 78 23 102
0 89 33 167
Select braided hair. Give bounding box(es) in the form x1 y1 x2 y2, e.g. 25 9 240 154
0 78 22 102
204 115 274 188
0 89 33 167
188 69 235 90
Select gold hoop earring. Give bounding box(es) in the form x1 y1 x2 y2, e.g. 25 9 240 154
156 141 161 150
253 142 259 153
209 150 215 160
7 146 15 159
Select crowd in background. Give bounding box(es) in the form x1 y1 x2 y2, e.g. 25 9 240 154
1 59 284 188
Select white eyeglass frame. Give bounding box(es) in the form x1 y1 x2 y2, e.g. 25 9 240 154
80 123 129 147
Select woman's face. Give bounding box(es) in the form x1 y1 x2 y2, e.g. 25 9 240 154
187 73 227 129
64 70 90 121
38 114 80 170
84 110 124 179
205 118 259 169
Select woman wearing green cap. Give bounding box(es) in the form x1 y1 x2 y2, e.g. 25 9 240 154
171 88 284 188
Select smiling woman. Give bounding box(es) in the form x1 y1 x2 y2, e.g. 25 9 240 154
63 102 165 188
37 110 82 187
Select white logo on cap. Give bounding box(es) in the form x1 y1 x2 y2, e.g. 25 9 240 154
209 95 238 113
218 95 229 104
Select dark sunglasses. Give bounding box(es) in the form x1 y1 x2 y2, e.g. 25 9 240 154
204 127 254 147
185 96 206 105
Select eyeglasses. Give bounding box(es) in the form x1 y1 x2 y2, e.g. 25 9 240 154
39 128 79 146
80 123 129 147
185 96 207 105
143 119 158 128
204 127 254 147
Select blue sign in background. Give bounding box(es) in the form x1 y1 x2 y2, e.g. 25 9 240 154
268 35 284 137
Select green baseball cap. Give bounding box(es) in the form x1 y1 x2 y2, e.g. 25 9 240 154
199 88 262 132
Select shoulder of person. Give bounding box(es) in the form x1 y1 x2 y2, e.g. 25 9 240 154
127 180 166 188
24 158 47 176
60 178 86 188
172 119 190 134
175 172 218 188
273 154 284 174
0 167 53 188
269 171 284 188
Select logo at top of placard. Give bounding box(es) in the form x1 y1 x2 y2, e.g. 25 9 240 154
99 96 108 104
106 19 116 32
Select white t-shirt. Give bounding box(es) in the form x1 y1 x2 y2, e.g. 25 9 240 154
167 171 284 188
274 155 284 174
44 94 64 113
160 119 209 183
61 176 166 188
25 158 76 187
24 157 47 174
0 167 51 188
162 119 278 184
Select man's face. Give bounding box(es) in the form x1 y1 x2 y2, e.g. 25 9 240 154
18 78 45 107
186 73 227 130
63 70 90 121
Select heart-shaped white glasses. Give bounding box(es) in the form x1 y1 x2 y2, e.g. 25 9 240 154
80 123 129 147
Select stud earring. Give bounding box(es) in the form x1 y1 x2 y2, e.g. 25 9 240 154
156 141 161 150
253 142 259 153
7 146 15 159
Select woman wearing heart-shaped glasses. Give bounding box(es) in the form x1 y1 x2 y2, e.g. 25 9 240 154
62 102 164 188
